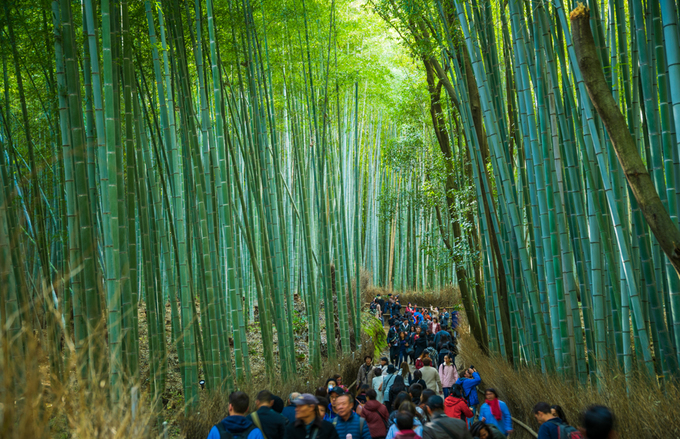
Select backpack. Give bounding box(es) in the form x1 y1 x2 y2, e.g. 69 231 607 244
370 302 378 311
558 424 584 439
214 423 256 439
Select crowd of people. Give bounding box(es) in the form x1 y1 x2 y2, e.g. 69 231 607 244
208 296 618 439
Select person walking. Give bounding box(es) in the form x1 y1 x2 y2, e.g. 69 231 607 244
479 389 512 437
398 332 410 366
419 358 443 395
399 361 412 386
422 396 472 439
248 390 288 439
381 365 399 408
443 386 473 423
394 412 422 439
389 324 401 365
360 389 390 439
470 421 506 439
208 391 265 439
455 366 481 425
283 394 339 439
331 394 371 439
533 402 567 439
386 402 424 439
438 355 458 398
368 358 390 384
372 368 386 403
387 375 407 413
357 356 374 389
282 393 301 425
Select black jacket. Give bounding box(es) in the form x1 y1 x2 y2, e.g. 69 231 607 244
283 417 339 439
248 406 287 439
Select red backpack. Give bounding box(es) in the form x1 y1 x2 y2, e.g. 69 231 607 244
558 424 584 439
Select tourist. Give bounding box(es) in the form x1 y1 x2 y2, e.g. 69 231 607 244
422 396 471 439
419 358 443 395
389 324 401 365
439 354 458 397
470 421 505 439
326 378 338 393
272 395 285 414
248 390 287 439
415 351 429 370
208 391 264 439
444 385 473 422
386 402 424 439
381 365 399 408
455 366 481 425
317 397 331 421
387 375 407 412
479 389 512 436
327 387 345 420
429 318 440 335
316 387 329 398
411 369 427 389
550 405 568 425
356 385 370 415
283 394 339 439
332 374 348 391
394 412 422 439
357 355 374 388
440 309 449 328
331 393 372 439
433 329 451 353
534 401 566 439
413 328 428 363
368 357 390 384
399 332 410 366
282 392 301 425
360 389 390 439
373 367 385 403
399 361 412 385
580 405 616 439
387 392 414 427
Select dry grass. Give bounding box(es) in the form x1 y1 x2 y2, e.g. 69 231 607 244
180 333 376 439
456 329 680 439
361 278 462 310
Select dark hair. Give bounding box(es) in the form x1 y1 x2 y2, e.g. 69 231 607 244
272 395 284 413
332 374 342 382
398 401 417 416
551 405 568 424
533 402 552 415
360 384 370 392
422 358 432 367
426 395 444 410
325 377 337 386
364 355 373 361
381 357 389 363
392 392 412 413
374 367 383 377
315 387 328 397
397 411 414 430
581 405 615 439
485 388 498 399
317 396 329 407
450 384 463 399
336 393 353 405
256 390 273 404
229 391 250 414
409 383 423 399
366 389 378 400
470 421 490 437
400 362 410 377
413 370 422 381
421 389 436 406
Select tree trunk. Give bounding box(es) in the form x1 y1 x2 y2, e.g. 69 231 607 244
571 6 680 276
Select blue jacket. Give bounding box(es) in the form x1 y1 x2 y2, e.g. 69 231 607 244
282 405 297 425
208 415 265 439
479 400 512 434
537 418 564 439
433 330 450 349
414 312 423 324
455 372 481 406
332 412 371 439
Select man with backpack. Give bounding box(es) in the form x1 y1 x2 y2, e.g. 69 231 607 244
454 367 481 426
533 402 582 439
248 390 288 439
284 394 339 439
422 396 472 439
388 322 400 365
332 393 372 439
208 391 265 439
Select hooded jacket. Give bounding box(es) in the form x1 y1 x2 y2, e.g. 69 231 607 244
444 396 473 422
454 372 481 406
208 415 265 439
360 400 390 438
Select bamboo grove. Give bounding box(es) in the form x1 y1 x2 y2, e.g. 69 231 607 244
0 0 469 413
370 0 680 386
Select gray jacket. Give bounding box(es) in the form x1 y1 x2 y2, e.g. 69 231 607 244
423 413 472 439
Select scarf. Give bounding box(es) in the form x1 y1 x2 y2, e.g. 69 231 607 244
488 398 502 420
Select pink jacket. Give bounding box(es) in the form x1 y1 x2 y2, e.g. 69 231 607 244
438 363 459 388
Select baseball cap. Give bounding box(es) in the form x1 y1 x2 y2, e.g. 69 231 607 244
329 386 345 395
292 393 319 406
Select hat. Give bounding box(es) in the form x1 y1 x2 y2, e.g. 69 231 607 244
386 365 397 374
292 393 319 406
329 386 345 396
426 395 444 410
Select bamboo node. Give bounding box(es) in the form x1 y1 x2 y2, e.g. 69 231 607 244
569 3 590 20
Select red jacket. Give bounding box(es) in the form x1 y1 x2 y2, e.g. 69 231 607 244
444 396 473 422
360 400 389 438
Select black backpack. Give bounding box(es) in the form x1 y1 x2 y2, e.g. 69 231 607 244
214 423 256 439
